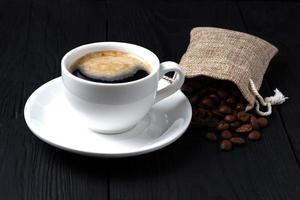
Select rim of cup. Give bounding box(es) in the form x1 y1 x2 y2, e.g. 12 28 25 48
61 42 160 87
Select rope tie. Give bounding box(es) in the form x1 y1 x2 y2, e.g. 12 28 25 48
249 79 288 116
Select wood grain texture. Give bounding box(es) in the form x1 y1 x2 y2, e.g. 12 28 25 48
0 0 109 199
1 0 300 200
238 0 300 165
0 0 30 119
0 119 109 200
107 1 300 200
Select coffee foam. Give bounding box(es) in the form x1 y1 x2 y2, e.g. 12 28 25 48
71 51 151 81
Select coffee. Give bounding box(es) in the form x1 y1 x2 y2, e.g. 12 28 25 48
70 50 151 83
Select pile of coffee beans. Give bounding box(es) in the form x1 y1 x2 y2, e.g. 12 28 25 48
182 77 269 151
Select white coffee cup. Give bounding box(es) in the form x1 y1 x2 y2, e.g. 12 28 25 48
61 42 185 134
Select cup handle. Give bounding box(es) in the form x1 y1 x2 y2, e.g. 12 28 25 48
154 61 185 104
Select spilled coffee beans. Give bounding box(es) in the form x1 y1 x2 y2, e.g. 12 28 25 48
230 137 246 145
220 140 232 151
182 77 269 152
221 130 232 139
248 131 261 140
206 132 218 142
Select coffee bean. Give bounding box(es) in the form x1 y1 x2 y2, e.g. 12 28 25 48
206 132 218 141
230 137 246 145
236 124 253 133
216 121 229 131
212 109 224 118
224 114 237 123
230 121 241 130
226 96 236 105
208 94 220 103
201 97 214 108
236 102 246 111
257 117 268 128
219 105 232 114
217 89 229 99
221 130 232 139
220 140 232 151
237 112 250 122
248 130 261 140
189 95 199 105
250 116 260 130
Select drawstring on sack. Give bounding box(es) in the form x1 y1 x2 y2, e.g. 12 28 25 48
249 79 288 116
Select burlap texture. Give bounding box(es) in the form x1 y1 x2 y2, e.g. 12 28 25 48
180 27 278 108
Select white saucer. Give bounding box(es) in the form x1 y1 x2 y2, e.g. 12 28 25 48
24 77 192 158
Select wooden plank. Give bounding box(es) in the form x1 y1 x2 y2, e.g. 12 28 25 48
0 0 31 118
0 0 109 199
21 0 107 84
0 118 109 200
107 1 300 199
238 1 300 163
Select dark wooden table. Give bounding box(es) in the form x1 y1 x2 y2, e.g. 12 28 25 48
1 0 300 199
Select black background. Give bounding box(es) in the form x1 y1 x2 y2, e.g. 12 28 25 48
1 0 300 199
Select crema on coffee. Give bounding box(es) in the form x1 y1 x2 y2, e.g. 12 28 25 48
70 50 151 83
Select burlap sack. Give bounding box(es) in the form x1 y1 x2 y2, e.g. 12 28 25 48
180 27 278 110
